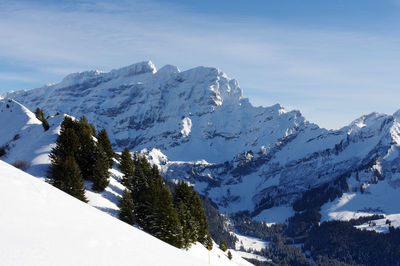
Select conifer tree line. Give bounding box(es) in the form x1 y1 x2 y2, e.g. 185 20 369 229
34 107 49 131
48 116 115 201
118 148 212 249
48 116 213 250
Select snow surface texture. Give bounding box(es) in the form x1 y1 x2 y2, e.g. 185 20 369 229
232 233 270 262
234 232 268 252
0 99 61 178
0 160 251 266
3 61 400 228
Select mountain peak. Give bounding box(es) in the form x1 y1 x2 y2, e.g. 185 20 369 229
60 69 104 87
59 61 156 88
109 60 157 78
393 109 400 120
157 64 180 76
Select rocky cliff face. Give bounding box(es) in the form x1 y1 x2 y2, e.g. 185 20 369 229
4 61 400 218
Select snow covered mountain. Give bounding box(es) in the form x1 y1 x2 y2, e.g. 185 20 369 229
0 160 251 266
2 61 304 163
3 61 400 227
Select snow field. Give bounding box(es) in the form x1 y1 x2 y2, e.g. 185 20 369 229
0 160 250 266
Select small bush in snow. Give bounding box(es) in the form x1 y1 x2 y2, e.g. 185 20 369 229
219 240 228 252
0 146 6 157
227 250 232 260
12 160 29 171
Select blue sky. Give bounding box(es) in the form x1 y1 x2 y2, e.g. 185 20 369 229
1 0 400 129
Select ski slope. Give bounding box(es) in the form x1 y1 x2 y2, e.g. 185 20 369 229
0 160 251 266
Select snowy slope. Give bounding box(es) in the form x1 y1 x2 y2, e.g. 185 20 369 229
320 178 400 233
0 99 62 178
3 61 400 227
0 160 251 266
0 99 125 217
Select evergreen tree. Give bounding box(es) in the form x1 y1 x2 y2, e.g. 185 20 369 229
79 116 96 136
173 181 198 247
97 128 114 168
219 240 228 252
75 116 97 181
91 146 110 192
173 181 209 248
191 187 208 243
227 250 232 260
49 155 87 202
118 189 135 225
130 155 151 225
35 107 49 131
130 156 184 248
42 119 50 131
119 147 135 187
147 165 183 248
49 118 80 159
35 107 44 119
175 201 193 248
203 233 213 251
48 117 87 202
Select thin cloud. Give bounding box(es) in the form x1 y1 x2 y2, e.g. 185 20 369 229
0 0 399 129
0 72 38 83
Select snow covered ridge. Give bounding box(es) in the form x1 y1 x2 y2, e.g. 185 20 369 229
1 61 298 163
3 61 400 227
0 160 251 266
0 99 62 178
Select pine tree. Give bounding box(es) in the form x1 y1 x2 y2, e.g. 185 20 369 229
35 107 44 119
203 233 213 251
48 117 87 202
227 250 232 260
35 107 49 131
42 118 50 131
79 116 96 136
130 156 184 248
173 181 198 247
119 147 134 187
175 201 193 248
75 116 97 181
130 155 151 226
190 186 208 243
91 146 110 192
50 155 87 202
219 240 228 252
97 128 114 168
118 189 135 225
173 181 209 248
147 165 183 248
49 118 80 159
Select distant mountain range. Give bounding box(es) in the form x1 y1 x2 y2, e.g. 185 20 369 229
2 61 400 230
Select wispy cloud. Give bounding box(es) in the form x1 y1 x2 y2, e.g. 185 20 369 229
0 72 38 83
0 0 399 129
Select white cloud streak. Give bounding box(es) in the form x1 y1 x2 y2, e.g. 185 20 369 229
0 0 400 128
